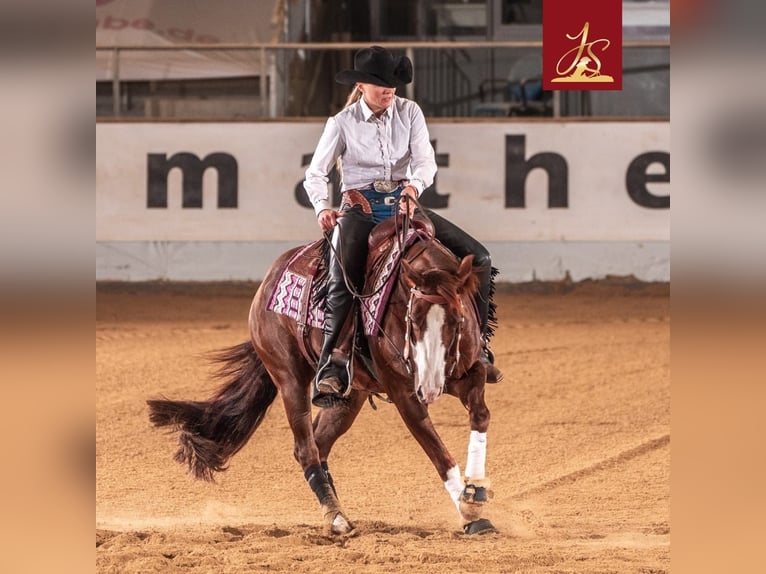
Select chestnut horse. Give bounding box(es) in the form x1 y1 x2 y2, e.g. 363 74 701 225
147 212 496 535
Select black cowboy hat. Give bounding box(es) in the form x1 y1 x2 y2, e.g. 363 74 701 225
335 45 413 88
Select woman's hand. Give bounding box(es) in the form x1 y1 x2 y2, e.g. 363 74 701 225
317 209 343 233
399 185 418 216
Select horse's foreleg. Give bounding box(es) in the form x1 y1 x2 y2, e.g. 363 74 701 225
388 385 458 478
386 384 480 525
445 364 496 534
460 427 495 534
454 364 491 480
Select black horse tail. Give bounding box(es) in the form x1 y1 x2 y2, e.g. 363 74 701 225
147 341 278 482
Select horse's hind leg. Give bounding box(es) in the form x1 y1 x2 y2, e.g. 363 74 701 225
262 360 356 535
312 390 367 495
250 301 355 535
313 390 367 459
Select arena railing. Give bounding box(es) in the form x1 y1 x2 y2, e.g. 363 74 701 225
95 41 669 120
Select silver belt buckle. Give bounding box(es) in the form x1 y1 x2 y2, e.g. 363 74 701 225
382 196 397 206
373 179 398 193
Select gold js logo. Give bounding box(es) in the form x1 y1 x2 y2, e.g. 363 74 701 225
552 22 614 83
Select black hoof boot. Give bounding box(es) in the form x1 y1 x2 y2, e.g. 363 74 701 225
463 518 497 535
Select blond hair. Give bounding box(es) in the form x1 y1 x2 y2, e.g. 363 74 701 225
343 85 363 108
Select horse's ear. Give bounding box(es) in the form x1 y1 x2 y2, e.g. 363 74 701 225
457 255 475 284
401 259 420 288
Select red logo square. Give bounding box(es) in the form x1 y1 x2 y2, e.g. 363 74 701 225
543 0 623 90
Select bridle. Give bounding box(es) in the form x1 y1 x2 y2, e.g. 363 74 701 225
402 283 465 380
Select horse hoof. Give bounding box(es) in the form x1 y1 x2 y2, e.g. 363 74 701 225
463 518 497 535
326 512 354 535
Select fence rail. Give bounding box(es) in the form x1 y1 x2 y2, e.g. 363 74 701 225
96 40 670 120
95 40 669 50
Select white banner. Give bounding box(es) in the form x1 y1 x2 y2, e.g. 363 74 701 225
96 0 278 81
96 121 669 242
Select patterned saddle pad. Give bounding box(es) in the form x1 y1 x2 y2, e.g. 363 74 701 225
265 240 326 329
266 219 431 336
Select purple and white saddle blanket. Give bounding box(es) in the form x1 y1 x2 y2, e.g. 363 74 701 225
266 219 432 337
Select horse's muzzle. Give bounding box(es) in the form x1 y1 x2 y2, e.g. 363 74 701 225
416 384 443 405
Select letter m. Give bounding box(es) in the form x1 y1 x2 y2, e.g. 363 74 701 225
147 152 238 208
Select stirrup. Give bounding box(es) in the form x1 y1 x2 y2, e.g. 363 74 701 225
312 360 352 408
484 361 504 384
482 341 496 365
312 391 350 409
316 373 346 395
481 345 504 384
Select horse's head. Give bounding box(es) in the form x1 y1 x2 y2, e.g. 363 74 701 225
400 253 480 404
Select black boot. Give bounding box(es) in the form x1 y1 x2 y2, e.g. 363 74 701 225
473 265 504 384
312 263 355 407
312 207 374 408
481 341 503 384
422 209 504 384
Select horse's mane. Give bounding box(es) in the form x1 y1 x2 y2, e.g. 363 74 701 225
406 239 498 337
417 266 479 311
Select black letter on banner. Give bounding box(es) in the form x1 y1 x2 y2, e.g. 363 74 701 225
147 152 238 208
505 135 568 208
626 152 670 208
419 140 450 208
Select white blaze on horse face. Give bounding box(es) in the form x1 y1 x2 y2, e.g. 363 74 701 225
412 304 447 404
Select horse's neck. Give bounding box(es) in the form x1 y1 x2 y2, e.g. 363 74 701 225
403 239 458 273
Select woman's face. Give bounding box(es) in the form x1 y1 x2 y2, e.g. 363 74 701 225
358 82 395 115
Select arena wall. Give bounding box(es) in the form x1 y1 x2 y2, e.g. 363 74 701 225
96 120 669 282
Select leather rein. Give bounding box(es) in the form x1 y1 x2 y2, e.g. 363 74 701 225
325 195 466 379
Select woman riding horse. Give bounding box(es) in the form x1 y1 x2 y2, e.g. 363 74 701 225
148 227 498 535
304 46 503 408
147 46 502 537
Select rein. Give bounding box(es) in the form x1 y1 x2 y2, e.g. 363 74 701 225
322 196 434 373
325 195 430 303
323 196 464 381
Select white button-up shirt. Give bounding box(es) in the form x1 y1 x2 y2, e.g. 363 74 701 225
303 96 437 215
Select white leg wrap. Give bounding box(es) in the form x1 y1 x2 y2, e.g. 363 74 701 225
465 431 487 480
443 464 463 510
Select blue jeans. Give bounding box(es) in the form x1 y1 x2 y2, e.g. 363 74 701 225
360 186 402 224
